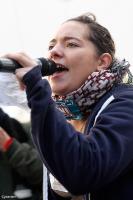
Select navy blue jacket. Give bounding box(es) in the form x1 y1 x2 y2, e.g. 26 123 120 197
23 66 133 200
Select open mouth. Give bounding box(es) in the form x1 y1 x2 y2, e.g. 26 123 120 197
56 64 69 73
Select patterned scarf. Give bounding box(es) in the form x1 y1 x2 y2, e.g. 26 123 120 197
53 59 132 120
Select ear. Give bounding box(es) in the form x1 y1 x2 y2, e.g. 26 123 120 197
97 53 112 71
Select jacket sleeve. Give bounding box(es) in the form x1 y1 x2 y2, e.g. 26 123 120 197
23 66 133 195
0 106 43 187
5 138 43 187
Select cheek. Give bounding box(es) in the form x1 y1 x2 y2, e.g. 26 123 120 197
83 56 98 73
47 76 50 83
71 53 93 68
47 76 54 87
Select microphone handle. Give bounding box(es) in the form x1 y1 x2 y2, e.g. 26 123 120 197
0 57 58 76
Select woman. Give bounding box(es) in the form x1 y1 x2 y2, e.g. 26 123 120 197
3 13 133 200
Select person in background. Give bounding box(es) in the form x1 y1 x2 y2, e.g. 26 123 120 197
2 12 133 200
0 108 43 200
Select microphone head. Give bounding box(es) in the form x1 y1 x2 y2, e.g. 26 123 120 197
38 57 57 76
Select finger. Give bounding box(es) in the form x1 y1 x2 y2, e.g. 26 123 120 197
2 52 37 68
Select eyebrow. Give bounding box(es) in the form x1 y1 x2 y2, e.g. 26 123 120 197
49 36 81 43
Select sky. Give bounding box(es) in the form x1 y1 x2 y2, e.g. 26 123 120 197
0 0 132 63
0 0 132 119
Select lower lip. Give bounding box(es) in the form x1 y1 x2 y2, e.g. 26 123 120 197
51 71 67 78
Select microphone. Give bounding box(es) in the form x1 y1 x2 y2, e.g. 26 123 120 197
0 57 60 76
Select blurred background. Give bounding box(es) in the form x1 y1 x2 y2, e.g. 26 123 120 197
0 0 132 121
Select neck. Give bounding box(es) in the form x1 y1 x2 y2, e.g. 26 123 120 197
69 118 87 133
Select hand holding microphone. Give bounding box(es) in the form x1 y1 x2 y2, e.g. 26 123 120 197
0 55 59 76
0 52 61 90
0 51 68 79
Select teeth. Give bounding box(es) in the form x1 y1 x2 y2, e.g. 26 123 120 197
56 64 68 71
57 64 66 68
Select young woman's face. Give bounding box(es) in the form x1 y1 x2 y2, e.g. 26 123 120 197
47 21 100 95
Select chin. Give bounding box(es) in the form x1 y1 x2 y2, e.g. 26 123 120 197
52 87 70 96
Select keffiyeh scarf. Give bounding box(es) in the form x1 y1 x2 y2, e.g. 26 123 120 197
53 59 132 120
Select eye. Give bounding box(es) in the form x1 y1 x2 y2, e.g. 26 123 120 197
48 44 55 50
66 42 79 48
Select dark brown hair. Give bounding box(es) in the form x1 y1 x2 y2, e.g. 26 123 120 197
67 13 115 60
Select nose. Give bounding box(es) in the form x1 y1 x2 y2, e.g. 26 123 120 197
49 44 63 60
